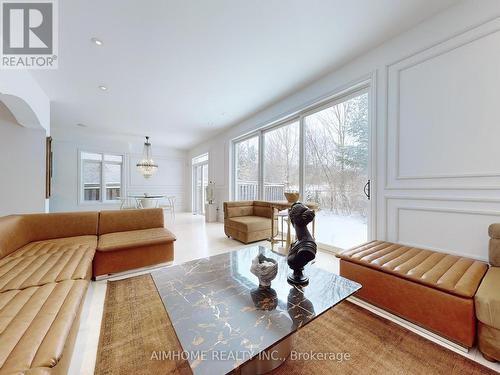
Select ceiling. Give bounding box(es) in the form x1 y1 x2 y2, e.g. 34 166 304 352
31 0 458 149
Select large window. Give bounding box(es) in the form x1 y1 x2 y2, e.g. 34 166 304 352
80 151 123 203
234 136 259 200
231 87 370 250
263 121 299 201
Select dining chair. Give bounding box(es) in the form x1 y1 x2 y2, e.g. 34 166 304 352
160 196 176 220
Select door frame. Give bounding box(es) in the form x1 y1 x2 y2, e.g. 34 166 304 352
299 83 375 252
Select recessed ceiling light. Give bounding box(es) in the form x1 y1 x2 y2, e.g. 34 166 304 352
98 85 108 91
76 123 87 127
91 37 103 46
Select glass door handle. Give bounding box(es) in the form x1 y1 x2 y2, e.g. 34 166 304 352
364 180 371 200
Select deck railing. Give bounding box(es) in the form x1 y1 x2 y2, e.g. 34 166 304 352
236 182 285 201
83 183 120 201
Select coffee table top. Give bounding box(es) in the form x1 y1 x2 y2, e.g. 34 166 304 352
151 246 361 375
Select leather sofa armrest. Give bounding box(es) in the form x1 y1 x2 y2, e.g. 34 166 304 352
489 224 500 266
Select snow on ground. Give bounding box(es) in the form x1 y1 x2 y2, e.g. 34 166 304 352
314 210 367 250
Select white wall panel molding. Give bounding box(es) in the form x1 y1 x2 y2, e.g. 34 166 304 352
386 16 500 190
385 196 500 261
385 195 500 204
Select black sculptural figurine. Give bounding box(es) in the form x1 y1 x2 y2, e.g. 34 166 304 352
287 202 317 285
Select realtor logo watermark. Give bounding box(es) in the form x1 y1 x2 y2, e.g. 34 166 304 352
1 0 58 69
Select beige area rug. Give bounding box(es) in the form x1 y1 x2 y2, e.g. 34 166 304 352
94 275 495 375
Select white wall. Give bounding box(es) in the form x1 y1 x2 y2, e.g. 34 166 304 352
0 103 47 216
0 70 50 216
50 133 188 213
188 0 500 261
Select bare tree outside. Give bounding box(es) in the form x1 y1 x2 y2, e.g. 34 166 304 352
305 93 368 215
304 92 368 248
264 121 299 200
235 136 259 200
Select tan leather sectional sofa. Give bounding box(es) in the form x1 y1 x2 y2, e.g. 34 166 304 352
0 208 174 374
94 208 175 277
475 224 500 361
223 201 277 243
337 240 488 348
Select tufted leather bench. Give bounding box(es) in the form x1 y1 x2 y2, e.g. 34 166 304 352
337 240 488 347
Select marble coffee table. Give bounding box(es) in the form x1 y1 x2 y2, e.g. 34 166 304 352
151 246 361 375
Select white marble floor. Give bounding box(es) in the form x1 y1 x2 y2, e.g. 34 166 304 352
68 212 499 374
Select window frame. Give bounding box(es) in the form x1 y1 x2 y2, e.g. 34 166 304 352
78 149 124 205
231 80 371 201
230 76 376 250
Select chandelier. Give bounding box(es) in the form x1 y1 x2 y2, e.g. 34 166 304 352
136 136 158 178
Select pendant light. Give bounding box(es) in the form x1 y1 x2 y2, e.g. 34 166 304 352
136 136 158 178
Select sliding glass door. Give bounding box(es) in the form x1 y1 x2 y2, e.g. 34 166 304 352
232 85 371 250
192 154 209 215
304 92 369 249
263 121 300 201
234 136 259 200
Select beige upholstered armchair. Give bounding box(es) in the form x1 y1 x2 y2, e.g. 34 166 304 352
475 224 500 361
223 201 277 244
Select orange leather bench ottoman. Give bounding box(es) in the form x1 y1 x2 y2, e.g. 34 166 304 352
336 240 488 348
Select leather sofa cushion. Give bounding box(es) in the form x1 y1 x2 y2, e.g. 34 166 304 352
337 240 487 298
0 280 88 374
98 208 164 235
225 216 272 232
97 228 176 252
0 236 96 293
475 267 500 329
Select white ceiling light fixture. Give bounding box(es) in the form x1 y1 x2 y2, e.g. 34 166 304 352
76 123 87 127
136 136 158 179
91 37 103 46
98 85 108 91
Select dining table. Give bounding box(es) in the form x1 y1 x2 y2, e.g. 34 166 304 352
128 194 165 208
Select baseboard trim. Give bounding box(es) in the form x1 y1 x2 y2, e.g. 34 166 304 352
94 261 174 281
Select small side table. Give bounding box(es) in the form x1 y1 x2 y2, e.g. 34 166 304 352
268 201 318 255
275 211 291 255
